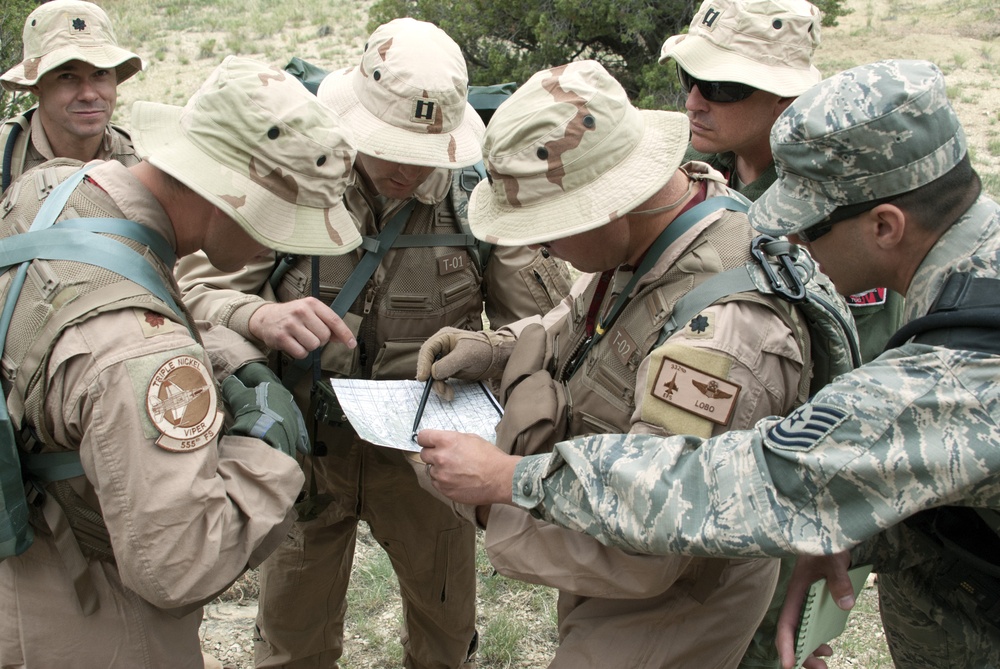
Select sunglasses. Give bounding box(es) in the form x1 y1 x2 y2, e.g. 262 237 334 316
677 67 757 103
797 196 898 243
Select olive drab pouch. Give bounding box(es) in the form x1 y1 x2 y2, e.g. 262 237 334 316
0 411 31 558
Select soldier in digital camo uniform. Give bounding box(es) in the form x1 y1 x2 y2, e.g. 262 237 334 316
419 59 1000 669
0 56 360 668
413 59 854 668
175 18 570 669
1 0 144 193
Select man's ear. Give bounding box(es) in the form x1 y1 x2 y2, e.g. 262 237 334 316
869 203 907 250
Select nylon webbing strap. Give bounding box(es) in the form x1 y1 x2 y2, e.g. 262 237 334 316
657 266 758 346
56 217 177 267
0 228 188 328
566 196 748 378
885 274 1000 352
281 200 417 389
330 200 416 318
22 451 85 482
388 233 477 248
1 109 32 193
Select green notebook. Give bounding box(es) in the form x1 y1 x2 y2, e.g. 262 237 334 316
794 564 873 668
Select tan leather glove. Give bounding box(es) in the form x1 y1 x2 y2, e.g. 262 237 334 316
417 327 516 399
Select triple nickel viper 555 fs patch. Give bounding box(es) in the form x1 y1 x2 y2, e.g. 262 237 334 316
145 353 223 452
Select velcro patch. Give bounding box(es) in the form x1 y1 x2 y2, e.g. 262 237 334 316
766 404 848 451
684 312 715 339
651 355 741 426
145 354 222 452
411 98 439 124
134 309 176 338
608 326 638 367
847 287 888 307
438 252 467 276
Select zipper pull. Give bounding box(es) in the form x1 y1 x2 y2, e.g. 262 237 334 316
363 287 376 315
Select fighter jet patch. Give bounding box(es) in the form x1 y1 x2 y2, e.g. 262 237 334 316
651 355 740 425
145 354 223 452
766 404 848 451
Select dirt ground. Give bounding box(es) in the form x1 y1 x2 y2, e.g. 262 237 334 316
150 0 998 666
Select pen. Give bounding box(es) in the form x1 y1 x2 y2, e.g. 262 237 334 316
411 357 439 441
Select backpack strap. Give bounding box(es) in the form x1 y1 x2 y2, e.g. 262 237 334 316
280 200 418 389
447 160 493 273
658 235 863 393
885 272 1000 354
1 108 34 193
564 196 747 379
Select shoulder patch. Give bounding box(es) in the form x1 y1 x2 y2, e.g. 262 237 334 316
766 404 848 451
134 309 177 338
145 354 223 452
651 355 741 425
639 343 739 438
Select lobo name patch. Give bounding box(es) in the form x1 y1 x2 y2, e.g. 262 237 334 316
651 355 741 425
145 355 223 452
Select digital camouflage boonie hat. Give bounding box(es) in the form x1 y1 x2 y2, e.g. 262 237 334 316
1 0 144 93
660 0 822 97
130 56 361 256
749 59 967 236
316 18 485 169
468 60 689 246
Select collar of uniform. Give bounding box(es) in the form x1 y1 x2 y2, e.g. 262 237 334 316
903 196 1000 323
631 165 734 294
84 160 177 254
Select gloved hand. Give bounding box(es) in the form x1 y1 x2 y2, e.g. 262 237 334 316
222 362 310 457
416 328 516 400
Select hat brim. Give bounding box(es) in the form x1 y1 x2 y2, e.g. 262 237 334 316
130 101 362 257
748 178 835 236
469 110 690 246
1 45 143 92
660 34 821 98
317 68 484 169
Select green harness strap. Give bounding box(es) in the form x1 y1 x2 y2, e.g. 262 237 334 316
564 195 750 379
280 199 418 390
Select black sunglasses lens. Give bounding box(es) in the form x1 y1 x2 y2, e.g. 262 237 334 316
678 67 693 94
707 81 756 103
799 222 833 243
678 67 755 103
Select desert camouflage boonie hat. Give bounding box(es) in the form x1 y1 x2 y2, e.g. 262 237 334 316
749 59 967 237
316 18 485 169
130 56 361 256
660 0 822 97
468 60 689 246
1 0 144 93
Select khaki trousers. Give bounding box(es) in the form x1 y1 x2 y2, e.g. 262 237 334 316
551 557 778 669
255 426 477 669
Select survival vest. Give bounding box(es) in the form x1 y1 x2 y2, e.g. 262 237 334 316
0 162 190 613
496 196 861 456
0 108 34 194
